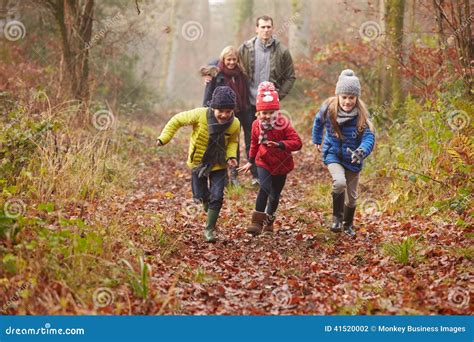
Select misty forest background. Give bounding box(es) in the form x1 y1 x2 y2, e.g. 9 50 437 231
0 0 472 314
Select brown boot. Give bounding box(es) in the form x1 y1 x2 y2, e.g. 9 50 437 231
263 214 275 233
246 211 266 236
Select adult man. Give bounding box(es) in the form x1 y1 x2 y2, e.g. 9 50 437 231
239 15 296 106
238 15 296 184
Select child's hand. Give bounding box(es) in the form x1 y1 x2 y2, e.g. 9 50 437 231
156 139 163 146
315 144 321 152
347 147 365 164
227 158 238 168
237 162 252 173
264 141 280 148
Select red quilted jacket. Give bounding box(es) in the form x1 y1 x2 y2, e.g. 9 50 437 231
249 118 302 175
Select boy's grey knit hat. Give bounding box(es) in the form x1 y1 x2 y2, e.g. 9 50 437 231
335 69 361 96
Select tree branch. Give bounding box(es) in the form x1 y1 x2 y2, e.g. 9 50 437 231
394 166 449 186
135 0 141 15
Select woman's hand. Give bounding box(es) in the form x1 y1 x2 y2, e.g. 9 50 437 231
237 162 252 173
203 75 212 84
227 158 238 168
156 139 163 146
315 144 321 152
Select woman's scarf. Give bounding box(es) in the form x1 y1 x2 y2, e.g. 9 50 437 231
218 60 249 113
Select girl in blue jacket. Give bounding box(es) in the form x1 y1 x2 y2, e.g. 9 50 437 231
312 69 375 237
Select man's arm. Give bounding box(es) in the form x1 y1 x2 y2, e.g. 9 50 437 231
237 43 251 79
277 49 296 100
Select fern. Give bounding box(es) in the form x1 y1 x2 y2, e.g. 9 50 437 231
383 237 417 265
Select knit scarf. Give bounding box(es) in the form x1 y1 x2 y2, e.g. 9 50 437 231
337 107 358 125
194 108 234 178
218 61 249 112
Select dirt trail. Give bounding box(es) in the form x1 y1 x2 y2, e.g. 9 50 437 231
108 133 472 315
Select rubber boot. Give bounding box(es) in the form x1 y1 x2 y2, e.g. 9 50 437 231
204 208 219 243
263 213 275 233
331 192 344 233
246 211 266 236
202 201 209 213
343 205 356 238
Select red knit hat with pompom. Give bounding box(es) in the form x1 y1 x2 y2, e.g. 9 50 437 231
256 81 280 111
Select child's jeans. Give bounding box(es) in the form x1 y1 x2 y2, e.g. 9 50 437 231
255 166 287 215
327 163 360 208
191 168 227 210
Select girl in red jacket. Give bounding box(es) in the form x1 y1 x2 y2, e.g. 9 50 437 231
238 82 302 235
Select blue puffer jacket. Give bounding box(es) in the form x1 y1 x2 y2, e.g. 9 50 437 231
312 103 375 173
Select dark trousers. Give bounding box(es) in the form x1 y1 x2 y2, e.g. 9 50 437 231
236 106 258 178
191 169 227 210
255 166 287 215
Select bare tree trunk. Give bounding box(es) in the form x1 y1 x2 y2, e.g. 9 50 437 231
235 0 253 45
434 0 446 46
160 0 177 98
464 0 473 62
385 0 406 114
377 0 390 106
164 0 182 101
433 0 473 94
42 0 94 103
0 0 8 22
78 0 93 102
289 0 310 59
199 0 210 62
457 0 473 93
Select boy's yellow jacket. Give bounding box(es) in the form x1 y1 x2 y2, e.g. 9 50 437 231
157 107 240 171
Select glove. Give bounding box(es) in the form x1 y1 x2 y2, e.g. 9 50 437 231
199 65 220 77
347 147 365 164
